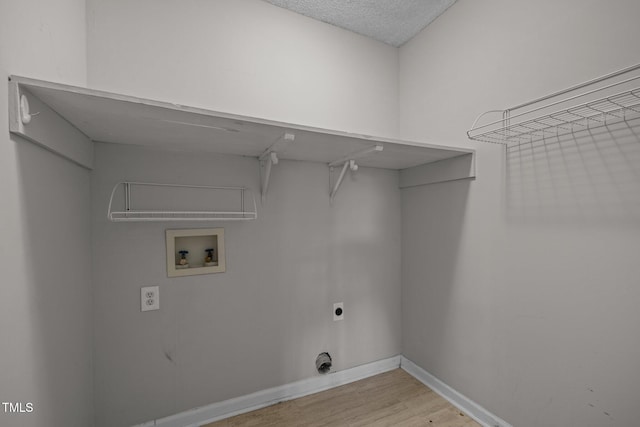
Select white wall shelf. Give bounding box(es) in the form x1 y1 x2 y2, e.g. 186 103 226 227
107 182 257 222
7 75 476 199
467 63 640 147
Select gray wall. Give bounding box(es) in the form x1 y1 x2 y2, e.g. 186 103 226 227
0 1 93 426
86 3 403 425
399 1 640 426
87 0 399 138
6 1 637 426
91 143 402 427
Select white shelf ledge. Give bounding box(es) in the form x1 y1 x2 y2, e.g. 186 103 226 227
8 75 476 209
8 75 474 173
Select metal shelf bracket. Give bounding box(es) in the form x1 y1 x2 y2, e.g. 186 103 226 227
329 144 383 204
260 132 295 203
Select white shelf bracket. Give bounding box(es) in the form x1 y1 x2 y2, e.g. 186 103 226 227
329 160 351 204
328 144 383 204
259 132 295 203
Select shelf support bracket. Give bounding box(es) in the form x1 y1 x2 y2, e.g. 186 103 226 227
328 144 383 204
260 132 295 203
329 160 351 204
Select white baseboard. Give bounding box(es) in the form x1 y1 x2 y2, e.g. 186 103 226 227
400 356 512 427
134 355 511 427
134 355 402 427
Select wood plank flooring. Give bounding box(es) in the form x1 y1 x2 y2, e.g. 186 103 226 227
202 369 481 427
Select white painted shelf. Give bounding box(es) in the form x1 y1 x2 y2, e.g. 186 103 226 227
8 75 476 210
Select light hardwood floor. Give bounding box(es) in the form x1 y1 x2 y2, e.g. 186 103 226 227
202 369 481 427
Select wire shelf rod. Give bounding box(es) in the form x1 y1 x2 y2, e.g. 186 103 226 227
508 62 640 111
469 75 640 135
469 88 640 143
121 181 248 191
107 181 258 222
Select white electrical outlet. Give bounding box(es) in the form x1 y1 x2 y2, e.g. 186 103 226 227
333 302 344 321
141 286 159 312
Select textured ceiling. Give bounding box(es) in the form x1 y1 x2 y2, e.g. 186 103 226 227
262 0 457 47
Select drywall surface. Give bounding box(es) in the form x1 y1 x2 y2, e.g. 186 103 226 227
86 0 399 138
91 143 401 427
0 1 93 426
399 1 640 426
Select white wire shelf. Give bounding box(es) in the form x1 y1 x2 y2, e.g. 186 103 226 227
109 211 257 222
467 64 640 147
107 182 257 222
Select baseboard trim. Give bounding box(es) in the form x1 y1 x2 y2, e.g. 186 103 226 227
133 355 402 427
134 355 512 427
400 356 512 427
